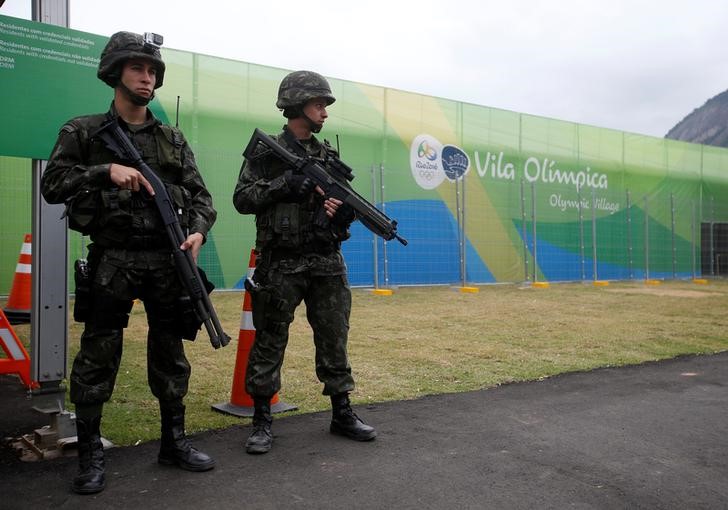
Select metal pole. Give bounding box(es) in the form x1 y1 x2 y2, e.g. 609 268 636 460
710 197 715 276
591 188 598 280
380 163 389 287
371 164 379 289
670 193 676 279
459 101 467 287
30 0 70 405
31 161 68 391
520 179 529 282
531 182 538 282
644 196 650 279
461 175 467 287
455 174 463 286
626 190 633 279
691 201 696 279
578 185 585 280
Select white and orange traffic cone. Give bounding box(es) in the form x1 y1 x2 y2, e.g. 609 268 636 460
212 249 296 417
0 308 36 389
4 234 32 324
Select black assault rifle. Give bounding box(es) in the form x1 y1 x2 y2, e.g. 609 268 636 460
93 116 231 349
243 128 407 245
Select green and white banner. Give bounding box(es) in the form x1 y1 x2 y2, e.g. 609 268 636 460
2 14 728 292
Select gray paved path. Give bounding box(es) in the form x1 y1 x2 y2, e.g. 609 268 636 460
1 352 726 509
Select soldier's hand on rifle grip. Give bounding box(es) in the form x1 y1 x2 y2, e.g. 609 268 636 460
109 163 155 195
284 170 316 202
323 197 343 218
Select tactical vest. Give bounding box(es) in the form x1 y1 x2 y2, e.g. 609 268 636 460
65 116 191 248
255 134 351 254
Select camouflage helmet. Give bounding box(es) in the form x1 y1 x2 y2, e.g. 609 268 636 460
97 31 166 89
276 70 336 110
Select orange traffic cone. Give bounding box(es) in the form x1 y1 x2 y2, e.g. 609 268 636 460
0 308 36 388
4 234 32 324
212 249 296 417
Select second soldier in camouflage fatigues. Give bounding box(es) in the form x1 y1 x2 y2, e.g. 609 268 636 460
41 31 217 495
233 70 376 454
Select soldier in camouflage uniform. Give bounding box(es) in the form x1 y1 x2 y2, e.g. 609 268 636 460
41 31 218 494
233 70 376 454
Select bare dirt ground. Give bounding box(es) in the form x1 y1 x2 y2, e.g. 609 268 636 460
604 285 722 298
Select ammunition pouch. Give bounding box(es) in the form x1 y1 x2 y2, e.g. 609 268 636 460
165 183 192 231
64 187 133 236
73 258 92 322
82 254 132 328
65 189 100 235
258 200 349 251
176 295 201 340
158 124 185 167
175 266 215 341
272 202 303 248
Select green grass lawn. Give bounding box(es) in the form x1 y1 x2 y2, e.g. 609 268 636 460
8 279 728 445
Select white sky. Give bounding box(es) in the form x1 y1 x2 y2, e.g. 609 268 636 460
2 0 727 138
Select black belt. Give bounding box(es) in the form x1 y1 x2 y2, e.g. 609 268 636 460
96 234 170 251
126 235 170 250
267 245 336 263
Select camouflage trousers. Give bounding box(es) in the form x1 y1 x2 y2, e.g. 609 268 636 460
70 247 191 407
246 267 354 397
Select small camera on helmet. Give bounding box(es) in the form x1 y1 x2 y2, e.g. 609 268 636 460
143 32 164 50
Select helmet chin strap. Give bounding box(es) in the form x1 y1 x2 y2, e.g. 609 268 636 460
119 82 154 106
303 112 322 133
286 104 321 134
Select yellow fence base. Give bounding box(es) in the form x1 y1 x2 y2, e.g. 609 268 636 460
593 280 610 287
370 288 393 296
692 279 708 285
645 279 661 285
532 282 550 288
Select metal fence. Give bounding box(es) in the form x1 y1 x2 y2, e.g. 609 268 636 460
341 165 728 288
2 157 728 293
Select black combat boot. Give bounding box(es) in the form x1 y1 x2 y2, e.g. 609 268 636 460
245 398 273 454
72 415 106 494
330 393 377 441
158 404 215 471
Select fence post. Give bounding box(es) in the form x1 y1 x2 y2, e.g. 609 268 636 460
578 185 585 280
371 164 379 289
626 189 633 279
710 196 715 276
455 172 467 287
462 175 467 286
644 195 650 280
531 181 538 282
670 193 676 279
380 163 389 287
691 200 696 280
520 179 529 282
591 188 598 281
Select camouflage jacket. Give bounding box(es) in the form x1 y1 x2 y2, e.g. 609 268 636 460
232 126 354 274
41 103 216 246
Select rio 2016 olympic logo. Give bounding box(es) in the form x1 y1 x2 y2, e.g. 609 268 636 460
417 141 438 161
410 134 470 190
